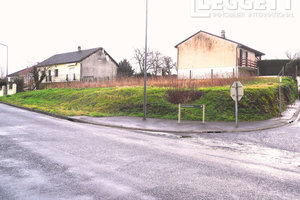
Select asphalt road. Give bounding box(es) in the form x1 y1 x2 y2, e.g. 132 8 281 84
0 103 299 200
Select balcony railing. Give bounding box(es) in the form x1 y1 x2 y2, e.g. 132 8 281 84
239 59 258 68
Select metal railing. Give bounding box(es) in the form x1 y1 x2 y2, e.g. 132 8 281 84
239 59 258 68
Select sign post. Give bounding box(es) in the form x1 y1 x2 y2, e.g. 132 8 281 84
230 81 244 128
279 76 282 116
178 104 205 124
235 82 239 128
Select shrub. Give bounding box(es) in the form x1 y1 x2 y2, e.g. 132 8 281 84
13 78 24 92
0 79 7 87
165 89 205 104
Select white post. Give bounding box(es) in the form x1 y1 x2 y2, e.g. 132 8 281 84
202 104 205 124
12 83 17 94
0 85 7 96
178 104 181 124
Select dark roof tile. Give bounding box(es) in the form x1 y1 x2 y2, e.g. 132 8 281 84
36 47 101 66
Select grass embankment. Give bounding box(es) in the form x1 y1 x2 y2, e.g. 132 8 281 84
0 77 298 121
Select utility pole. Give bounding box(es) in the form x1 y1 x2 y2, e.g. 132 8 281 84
143 0 148 120
0 43 8 77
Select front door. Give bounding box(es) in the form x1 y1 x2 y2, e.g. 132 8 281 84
69 67 75 81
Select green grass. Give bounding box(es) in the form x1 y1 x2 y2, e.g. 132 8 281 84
0 77 297 121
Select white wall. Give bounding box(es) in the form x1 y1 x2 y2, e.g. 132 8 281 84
81 49 117 82
0 85 7 96
178 66 237 79
7 84 17 95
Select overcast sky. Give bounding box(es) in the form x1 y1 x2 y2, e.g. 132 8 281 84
0 0 299 75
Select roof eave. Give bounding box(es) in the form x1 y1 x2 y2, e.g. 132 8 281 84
175 30 265 56
239 44 265 56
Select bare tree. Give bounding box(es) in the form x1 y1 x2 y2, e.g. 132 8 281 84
133 48 153 74
152 51 164 76
30 65 48 90
161 56 176 76
286 51 300 60
133 48 176 76
285 50 300 78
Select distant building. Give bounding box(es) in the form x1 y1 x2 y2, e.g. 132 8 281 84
7 66 33 87
36 46 118 82
175 30 265 79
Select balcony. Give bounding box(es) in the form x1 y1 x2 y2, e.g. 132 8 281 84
239 59 258 69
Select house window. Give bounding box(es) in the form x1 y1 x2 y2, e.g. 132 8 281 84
55 69 58 77
41 70 46 81
48 70 52 82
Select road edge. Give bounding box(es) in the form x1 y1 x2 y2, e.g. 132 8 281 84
1 101 299 135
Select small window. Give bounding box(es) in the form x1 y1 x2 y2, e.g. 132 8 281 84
41 71 46 76
55 69 58 77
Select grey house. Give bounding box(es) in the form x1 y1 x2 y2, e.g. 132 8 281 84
36 46 118 82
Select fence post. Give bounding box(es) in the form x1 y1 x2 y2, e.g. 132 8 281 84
178 104 181 124
12 83 17 94
202 104 205 124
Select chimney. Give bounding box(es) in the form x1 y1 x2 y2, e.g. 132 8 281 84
78 46 81 51
221 30 226 38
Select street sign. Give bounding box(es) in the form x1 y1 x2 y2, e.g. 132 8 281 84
230 81 244 101
230 81 244 128
178 104 205 124
181 105 203 108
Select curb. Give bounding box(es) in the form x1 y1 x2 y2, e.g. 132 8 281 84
1 101 299 135
0 102 71 121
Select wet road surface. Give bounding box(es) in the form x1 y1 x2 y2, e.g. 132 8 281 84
0 104 299 200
